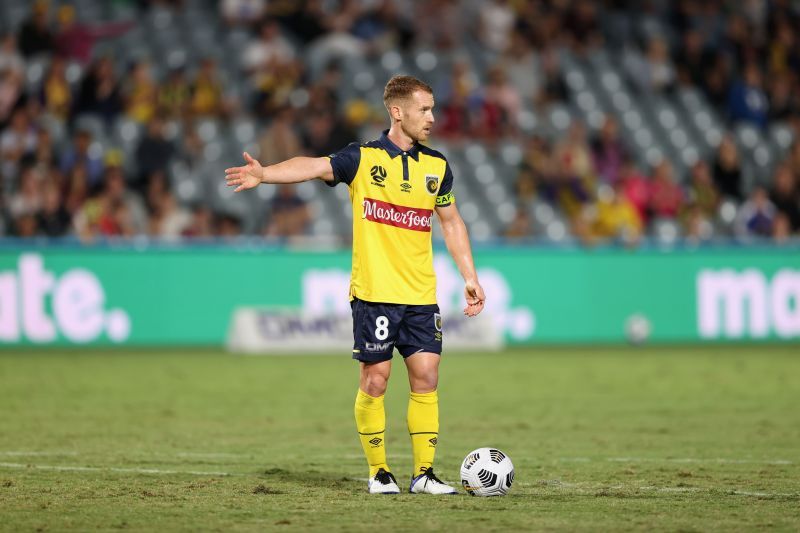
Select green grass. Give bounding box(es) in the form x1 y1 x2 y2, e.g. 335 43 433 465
0 346 799 532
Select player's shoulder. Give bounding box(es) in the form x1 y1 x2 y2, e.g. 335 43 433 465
417 144 448 163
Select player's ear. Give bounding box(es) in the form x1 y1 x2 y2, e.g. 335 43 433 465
389 102 403 122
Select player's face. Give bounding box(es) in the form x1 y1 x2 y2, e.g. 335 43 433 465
401 90 435 142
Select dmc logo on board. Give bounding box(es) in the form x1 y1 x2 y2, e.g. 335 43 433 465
0 254 130 343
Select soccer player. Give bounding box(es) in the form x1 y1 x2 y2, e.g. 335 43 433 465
225 75 486 495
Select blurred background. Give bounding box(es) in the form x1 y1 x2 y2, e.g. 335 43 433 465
0 0 797 347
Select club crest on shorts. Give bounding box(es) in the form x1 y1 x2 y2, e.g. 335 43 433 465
434 313 442 332
425 174 440 195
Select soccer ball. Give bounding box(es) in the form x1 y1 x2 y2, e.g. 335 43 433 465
625 313 651 345
460 447 514 497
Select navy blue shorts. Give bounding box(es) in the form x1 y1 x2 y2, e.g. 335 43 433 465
351 297 442 363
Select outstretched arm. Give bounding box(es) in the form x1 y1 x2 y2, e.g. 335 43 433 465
435 203 485 317
225 152 334 192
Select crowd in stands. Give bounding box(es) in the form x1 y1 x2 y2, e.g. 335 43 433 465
0 0 797 245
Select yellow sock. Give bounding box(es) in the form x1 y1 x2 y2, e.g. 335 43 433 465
407 390 439 477
354 389 389 477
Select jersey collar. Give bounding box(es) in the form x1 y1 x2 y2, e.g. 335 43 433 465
379 129 420 161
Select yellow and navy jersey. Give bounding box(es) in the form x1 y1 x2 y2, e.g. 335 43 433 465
326 130 455 305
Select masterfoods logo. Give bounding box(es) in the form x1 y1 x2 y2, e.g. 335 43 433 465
301 255 535 341
362 198 432 232
0 254 130 343
697 268 800 339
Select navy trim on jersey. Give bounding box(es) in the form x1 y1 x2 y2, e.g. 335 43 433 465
327 142 361 186
376 129 420 161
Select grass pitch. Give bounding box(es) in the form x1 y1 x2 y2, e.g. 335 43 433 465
0 346 799 532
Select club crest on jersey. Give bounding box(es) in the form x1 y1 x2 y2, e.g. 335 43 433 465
434 313 442 332
425 174 440 195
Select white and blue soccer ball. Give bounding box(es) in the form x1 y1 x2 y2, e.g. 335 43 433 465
460 447 514 497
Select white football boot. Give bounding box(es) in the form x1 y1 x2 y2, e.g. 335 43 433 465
409 467 458 494
368 468 400 494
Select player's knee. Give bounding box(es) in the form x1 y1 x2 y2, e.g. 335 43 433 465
361 373 389 396
410 374 438 393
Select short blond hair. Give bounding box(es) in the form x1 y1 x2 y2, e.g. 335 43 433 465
383 75 433 110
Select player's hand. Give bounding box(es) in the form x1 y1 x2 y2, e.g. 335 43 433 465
463 280 485 317
225 152 263 192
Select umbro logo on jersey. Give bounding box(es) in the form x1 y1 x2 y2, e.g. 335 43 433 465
400 183 412 193
370 165 387 183
429 437 438 446
369 437 383 446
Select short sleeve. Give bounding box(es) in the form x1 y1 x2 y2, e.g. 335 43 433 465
435 161 455 207
326 142 361 187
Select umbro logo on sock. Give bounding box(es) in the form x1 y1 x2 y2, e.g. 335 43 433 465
428 437 438 446
369 437 383 446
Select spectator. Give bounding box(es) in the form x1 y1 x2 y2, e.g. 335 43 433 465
148 189 191 239
728 61 769 128
157 67 191 119
712 135 743 200
258 106 302 165
216 213 242 239
13 213 39 237
504 205 534 239
59 129 104 189
0 68 24 124
123 60 158 124
503 30 540 105
478 0 516 54
555 120 594 183
480 65 521 139
190 58 227 117
591 115 629 184
72 56 123 127
40 55 72 121
767 73 798 121
102 165 147 234
675 28 711 88
627 36 676 93
220 0 267 28
134 117 174 190
619 158 650 224
182 205 215 238
563 0 602 53
535 46 568 108
242 18 296 84
176 123 205 171
53 5 134 65
263 184 310 238
648 160 683 219
8 164 43 221
686 160 720 219
28 129 58 173
768 164 800 232
589 182 643 244
682 203 715 244
17 1 55 58
63 164 90 216
0 108 37 183
0 33 25 78
735 186 776 238
772 212 792 242
37 180 71 237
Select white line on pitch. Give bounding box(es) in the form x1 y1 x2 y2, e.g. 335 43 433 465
175 452 245 458
558 457 794 465
0 462 238 477
0 451 79 457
